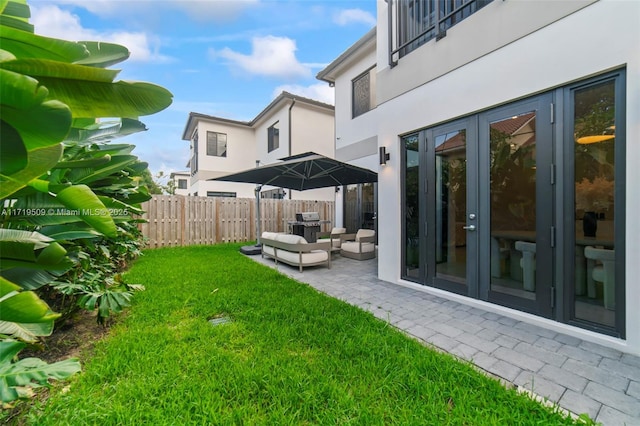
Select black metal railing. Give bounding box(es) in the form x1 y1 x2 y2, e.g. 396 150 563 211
388 0 494 67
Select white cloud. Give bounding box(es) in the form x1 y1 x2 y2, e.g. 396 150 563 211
333 8 376 27
215 36 311 79
272 83 334 105
44 0 261 23
30 4 172 63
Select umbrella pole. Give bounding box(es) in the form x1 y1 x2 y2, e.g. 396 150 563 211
255 185 262 246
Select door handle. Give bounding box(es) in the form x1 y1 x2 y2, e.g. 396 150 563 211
463 225 476 231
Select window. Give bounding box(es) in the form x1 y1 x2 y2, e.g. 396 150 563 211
177 179 187 189
207 131 227 157
190 129 198 175
261 188 286 199
207 191 236 198
352 66 376 118
391 0 493 63
268 122 279 152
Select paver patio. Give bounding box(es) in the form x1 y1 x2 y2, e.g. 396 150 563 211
248 253 640 425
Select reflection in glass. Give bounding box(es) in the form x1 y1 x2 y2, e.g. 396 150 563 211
573 81 616 327
489 112 537 299
344 184 359 233
435 129 467 284
403 134 420 280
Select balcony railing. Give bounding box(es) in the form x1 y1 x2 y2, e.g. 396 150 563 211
388 0 494 67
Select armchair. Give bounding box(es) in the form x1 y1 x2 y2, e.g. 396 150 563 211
316 227 347 252
340 229 376 260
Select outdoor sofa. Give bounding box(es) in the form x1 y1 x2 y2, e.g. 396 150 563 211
261 232 331 272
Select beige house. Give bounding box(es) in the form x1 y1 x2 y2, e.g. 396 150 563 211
181 91 335 201
318 0 640 356
169 171 189 196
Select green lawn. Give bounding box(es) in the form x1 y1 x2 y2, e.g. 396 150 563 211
26 244 583 425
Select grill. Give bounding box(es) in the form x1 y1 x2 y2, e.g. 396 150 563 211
289 212 327 243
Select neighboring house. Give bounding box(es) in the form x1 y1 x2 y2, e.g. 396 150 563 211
181 91 335 201
170 171 190 196
317 27 379 234
317 0 640 356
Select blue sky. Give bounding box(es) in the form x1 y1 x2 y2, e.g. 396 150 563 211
29 0 377 176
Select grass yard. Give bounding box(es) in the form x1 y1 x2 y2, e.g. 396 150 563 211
24 244 583 425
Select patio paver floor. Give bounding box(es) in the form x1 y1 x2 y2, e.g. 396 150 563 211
248 253 640 426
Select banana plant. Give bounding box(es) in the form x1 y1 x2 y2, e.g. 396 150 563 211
0 0 172 403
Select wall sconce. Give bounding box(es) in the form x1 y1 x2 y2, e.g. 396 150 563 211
379 146 390 165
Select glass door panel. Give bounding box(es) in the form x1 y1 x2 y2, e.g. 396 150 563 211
572 80 617 328
402 134 421 281
435 129 467 285
426 119 475 296
482 94 553 318
488 111 538 300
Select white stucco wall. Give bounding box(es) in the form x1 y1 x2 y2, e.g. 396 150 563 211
374 0 640 354
291 103 335 158
193 121 255 178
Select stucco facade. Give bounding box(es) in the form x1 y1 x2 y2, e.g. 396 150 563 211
320 0 640 355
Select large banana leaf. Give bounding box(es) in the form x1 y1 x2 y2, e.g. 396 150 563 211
0 68 72 150
55 185 118 237
0 340 81 403
1 57 120 82
74 41 130 68
64 119 147 144
0 278 59 325
0 229 71 272
38 76 173 119
0 24 88 63
0 144 62 199
0 0 33 33
67 155 138 184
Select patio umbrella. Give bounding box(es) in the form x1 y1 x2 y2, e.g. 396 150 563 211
211 152 377 251
213 152 377 191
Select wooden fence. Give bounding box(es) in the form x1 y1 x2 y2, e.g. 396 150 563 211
139 195 335 248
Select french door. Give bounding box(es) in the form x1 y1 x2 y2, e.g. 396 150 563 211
406 94 555 317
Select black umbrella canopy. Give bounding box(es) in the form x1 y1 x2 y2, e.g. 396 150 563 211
212 152 377 191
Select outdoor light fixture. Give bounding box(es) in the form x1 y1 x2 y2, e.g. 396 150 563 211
577 126 615 144
379 146 390 165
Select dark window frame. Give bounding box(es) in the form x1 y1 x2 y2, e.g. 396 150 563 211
206 131 227 157
268 121 280 152
206 191 236 198
352 66 376 118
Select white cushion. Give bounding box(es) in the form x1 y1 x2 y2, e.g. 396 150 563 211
277 249 328 265
355 229 375 241
341 241 375 254
262 245 275 256
275 234 307 244
331 227 347 234
261 231 279 240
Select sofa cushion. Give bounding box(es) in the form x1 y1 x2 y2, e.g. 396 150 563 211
341 241 375 254
277 249 328 265
275 234 307 245
261 231 279 240
355 229 375 241
262 245 275 256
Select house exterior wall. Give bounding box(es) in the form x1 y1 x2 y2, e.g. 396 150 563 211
254 107 290 165
189 120 256 198
291 103 335 158
372 0 640 355
170 172 190 196
183 94 336 202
